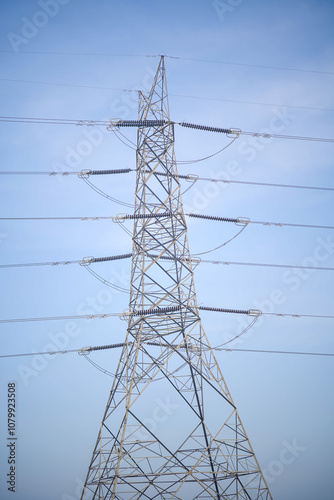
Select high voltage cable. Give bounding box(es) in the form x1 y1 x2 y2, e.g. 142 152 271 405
177 136 238 164
178 121 334 143
0 117 168 126
1 116 333 144
247 219 334 230
187 213 334 230
2 255 334 273
0 116 113 126
176 174 334 193
0 171 82 175
167 55 334 76
1 310 334 324
2 78 331 113
1 169 334 194
0 313 120 324
0 50 332 76
0 345 333 359
0 51 154 57
81 176 134 208
186 213 334 231
0 345 123 359
0 253 132 269
0 78 131 92
0 168 132 176
240 130 334 143
0 260 80 268
216 348 334 357
0 216 116 221
170 93 334 113
199 259 334 272
262 312 334 319
1 213 333 231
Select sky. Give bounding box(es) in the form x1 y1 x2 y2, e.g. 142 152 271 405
0 0 333 499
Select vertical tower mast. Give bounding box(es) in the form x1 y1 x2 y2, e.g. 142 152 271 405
81 56 272 499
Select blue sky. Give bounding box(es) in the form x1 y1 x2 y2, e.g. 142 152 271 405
0 1 333 499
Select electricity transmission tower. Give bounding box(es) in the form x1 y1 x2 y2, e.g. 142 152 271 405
81 56 272 499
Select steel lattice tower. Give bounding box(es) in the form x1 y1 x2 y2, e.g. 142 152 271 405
81 57 272 499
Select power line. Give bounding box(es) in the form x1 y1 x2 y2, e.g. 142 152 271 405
0 259 80 268
2 254 334 273
0 117 167 126
218 348 334 357
247 219 334 230
1 116 333 144
262 312 334 319
170 93 334 113
1 168 333 194
0 313 120 324
80 175 134 208
0 170 81 175
0 216 116 221
1 213 333 231
0 50 154 57
0 50 332 76
240 130 334 143
0 348 89 358
0 78 131 92
168 55 334 76
2 77 332 114
0 253 131 269
0 168 132 176
179 121 334 144
0 343 333 359
177 136 238 164
187 213 334 231
177 174 334 193
193 225 247 256
199 259 334 272
1 309 334 324
0 116 114 126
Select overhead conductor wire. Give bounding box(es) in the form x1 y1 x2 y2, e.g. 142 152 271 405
1 213 333 231
1 309 334 324
2 255 334 273
1 344 333 359
1 169 334 194
0 116 333 143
